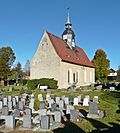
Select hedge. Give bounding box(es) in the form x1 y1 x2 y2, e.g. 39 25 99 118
27 78 58 90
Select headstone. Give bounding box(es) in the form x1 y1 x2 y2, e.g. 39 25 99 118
89 102 98 114
93 96 99 104
73 97 79 105
47 89 51 94
22 93 27 99
64 97 69 105
25 108 32 115
39 109 47 120
31 93 34 98
77 95 82 103
40 101 45 109
8 96 12 102
61 95 65 101
54 111 61 122
66 105 74 114
110 87 115 91
85 95 90 102
59 100 64 109
9 87 12 92
3 97 7 106
12 98 16 107
2 106 9 115
70 109 82 121
99 111 104 118
8 101 12 110
83 97 89 106
23 114 31 128
41 115 49 130
48 99 54 108
51 103 57 112
5 115 15 129
39 96 43 101
56 97 60 104
46 94 51 101
0 101 3 110
69 97 73 105
15 96 19 102
38 94 42 99
21 98 25 105
96 85 102 90
19 101 24 110
29 98 34 111
13 109 20 117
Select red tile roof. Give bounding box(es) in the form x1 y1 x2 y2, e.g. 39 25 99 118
47 32 94 68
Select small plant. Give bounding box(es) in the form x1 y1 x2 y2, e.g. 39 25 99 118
20 87 24 94
34 98 39 111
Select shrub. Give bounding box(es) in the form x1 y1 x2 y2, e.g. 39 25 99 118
27 78 58 90
34 98 39 111
20 87 24 94
18 79 28 85
27 79 39 90
26 89 32 95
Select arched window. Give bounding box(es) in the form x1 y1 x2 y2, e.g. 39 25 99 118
68 70 70 83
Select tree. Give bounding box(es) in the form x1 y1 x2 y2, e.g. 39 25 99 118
117 66 120 82
0 46 16 80
14 62 23 82
23 60 30 78
92 49 110 82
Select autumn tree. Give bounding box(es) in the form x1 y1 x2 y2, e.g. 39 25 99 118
0 46 16 80
92 49 110 83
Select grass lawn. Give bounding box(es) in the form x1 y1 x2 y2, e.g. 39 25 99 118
1 85 120 132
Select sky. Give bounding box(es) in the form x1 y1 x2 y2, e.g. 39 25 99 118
0 0 120 70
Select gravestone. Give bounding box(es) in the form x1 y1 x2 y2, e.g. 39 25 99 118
21 98 25 105
77 95 82 103
56 97 60 104
19 101 24 110
15 96 19 102
13 109 20 117
31 93 34 98
51 103 57 112
69 97 73 105
23 114 31 128
0 101 3 110
64 97 69 105
8 101 12 110
29 98 34 111
8 96 12 102
54 111 61 122
59 100 64 109
70 109 82 121
2 106 9 115
40 101 45 109
89 102 98 114
39 109 47 120
3 97 7 106
93 96 99 104
87 102 99 118
41 115 49 130
25 108 32 115
110 87 115 91
96 85 102 90
12 98 16 107
5 115 15 129
83 98 89 106
48 99 54 108
46 94 51 101
61 95 65 101
9 87 12 92
73 97 79 105
66 105 74 114
85 95 90 102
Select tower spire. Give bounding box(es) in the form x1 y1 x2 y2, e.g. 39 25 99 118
66 8 70 24
62 8 75 49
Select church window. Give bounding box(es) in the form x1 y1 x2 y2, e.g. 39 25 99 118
68 70 70 83
73 73 76 82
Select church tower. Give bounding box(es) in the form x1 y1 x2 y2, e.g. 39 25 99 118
62 9 75 49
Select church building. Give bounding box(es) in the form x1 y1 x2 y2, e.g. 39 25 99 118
30 11 95 88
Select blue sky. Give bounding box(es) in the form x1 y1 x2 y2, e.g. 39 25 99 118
0 0 120 70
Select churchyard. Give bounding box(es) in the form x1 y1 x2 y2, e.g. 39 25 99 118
0 84 120 133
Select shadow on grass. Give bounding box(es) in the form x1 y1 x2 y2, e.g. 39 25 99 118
87 118 120 133
53 121 85 133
